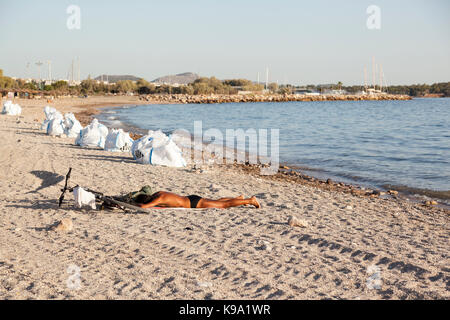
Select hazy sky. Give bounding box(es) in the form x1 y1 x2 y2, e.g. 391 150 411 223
1 0 449 85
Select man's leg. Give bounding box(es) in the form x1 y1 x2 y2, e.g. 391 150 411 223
217 195 244 201
199 196 260 209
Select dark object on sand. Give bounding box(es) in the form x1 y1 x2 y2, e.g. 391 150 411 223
58 167 72 207
58 168 152 213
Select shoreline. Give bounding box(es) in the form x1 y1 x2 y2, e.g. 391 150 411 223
1 96 449 299
92 99 450 209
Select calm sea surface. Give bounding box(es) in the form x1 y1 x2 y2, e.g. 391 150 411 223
103 98 450 200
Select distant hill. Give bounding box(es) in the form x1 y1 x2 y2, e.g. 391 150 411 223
152 72 199 85
94 75 141 83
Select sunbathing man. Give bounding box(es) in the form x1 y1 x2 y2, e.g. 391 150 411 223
138 191 260 209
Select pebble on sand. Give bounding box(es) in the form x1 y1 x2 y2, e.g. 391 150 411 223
50 218 73 232
196 281 212 288
288 216 308 228
256 240 272 251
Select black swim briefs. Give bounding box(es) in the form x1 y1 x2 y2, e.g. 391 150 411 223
187 195 202 208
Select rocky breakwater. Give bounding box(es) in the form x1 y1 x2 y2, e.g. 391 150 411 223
140 93 412 104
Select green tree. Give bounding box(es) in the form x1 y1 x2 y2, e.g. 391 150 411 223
115 80 137 93
268 83 278 93
278 86 292 95
52 80 69 90
81 79 95 93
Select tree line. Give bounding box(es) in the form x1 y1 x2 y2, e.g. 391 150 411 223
1 69 449 97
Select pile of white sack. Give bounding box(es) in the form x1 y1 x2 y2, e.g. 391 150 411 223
41 106 83 137
75 118 109 148
1 100 22 116
39 106 187 168
131 130 187 167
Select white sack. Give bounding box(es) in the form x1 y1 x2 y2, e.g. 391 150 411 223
73 186 96 210
64 113 83 138
1 100 22 116
46 112 65 136
104 128 134 152
75 118 108 148
41 106 61 131
131 130 187 167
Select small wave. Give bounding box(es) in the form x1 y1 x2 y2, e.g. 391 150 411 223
382 184 450 201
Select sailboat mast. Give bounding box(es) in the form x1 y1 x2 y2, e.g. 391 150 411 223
379 64 383 92
372 56 375 89
364 66 368 91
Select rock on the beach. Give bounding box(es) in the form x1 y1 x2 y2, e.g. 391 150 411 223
196 281 212 288
256 240 272 251
208 184 220 192
288 216 308 228
51 218 73 232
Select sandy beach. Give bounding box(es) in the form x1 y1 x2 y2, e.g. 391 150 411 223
0 97 448 300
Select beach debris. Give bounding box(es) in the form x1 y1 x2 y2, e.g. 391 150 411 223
50 218 73 232
387 190 399 196
1 100 22 116
288 216 308 228
104 128 134 152
131 130 187 167
424 200 438 206
75 118 108 148
345 205 353 210
367 190 386 197
73 186 97 210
